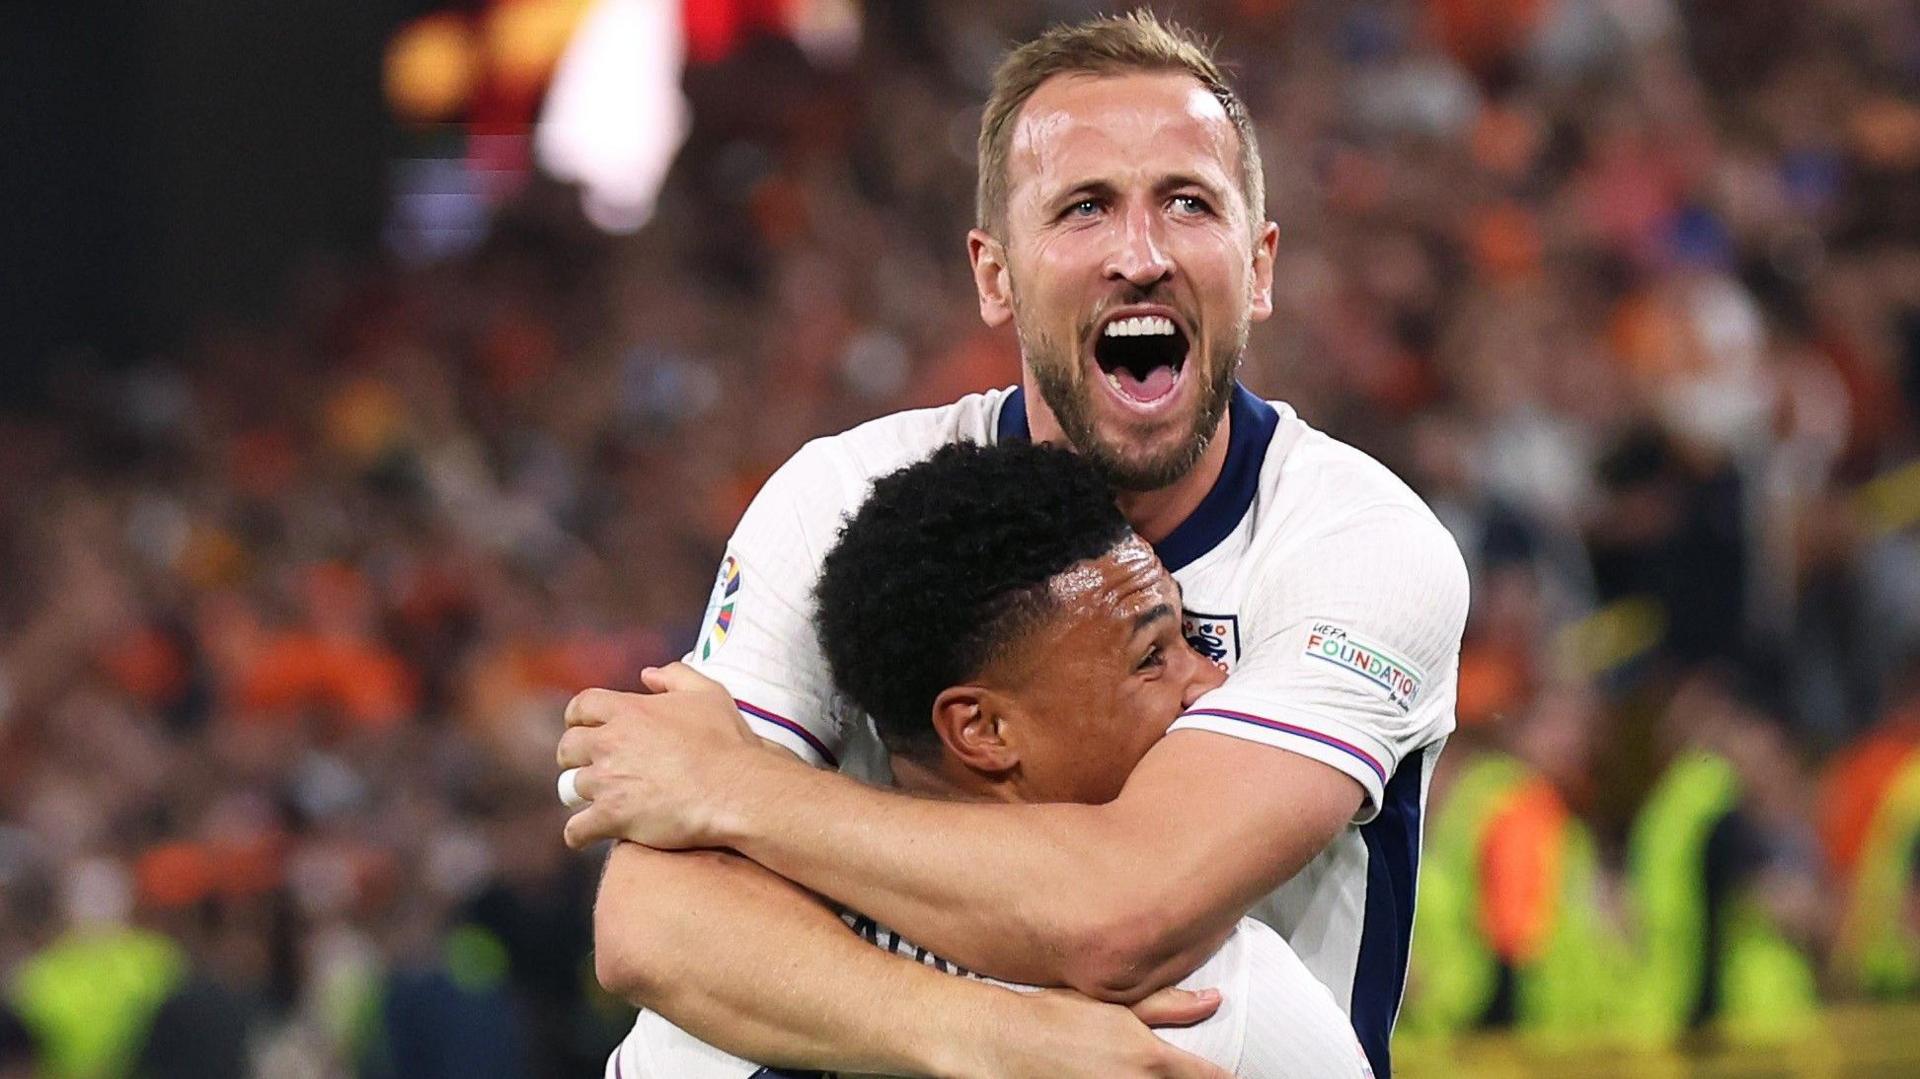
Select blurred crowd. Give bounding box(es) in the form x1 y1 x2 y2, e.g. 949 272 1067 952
5 0 1920 1075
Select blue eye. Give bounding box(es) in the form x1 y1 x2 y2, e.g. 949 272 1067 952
1171 194 1211 215
1065 198 1102 218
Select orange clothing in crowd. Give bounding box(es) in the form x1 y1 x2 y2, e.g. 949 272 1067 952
235 633 418 731
1820 718 1920 877
1480 777 1570 965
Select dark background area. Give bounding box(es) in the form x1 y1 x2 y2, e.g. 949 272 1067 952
1 0 404 406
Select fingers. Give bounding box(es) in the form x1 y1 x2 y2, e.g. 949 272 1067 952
641 661 718 694
560 765 623 848
557 767 587 809
561 807 594 849
556 725 598 769
569 668 727 737
563 798 617 850
560 763 605 804
1127 985 1221 1028
564 687 629 728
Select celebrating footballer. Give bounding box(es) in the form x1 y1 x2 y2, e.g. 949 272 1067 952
556 10 1467 1079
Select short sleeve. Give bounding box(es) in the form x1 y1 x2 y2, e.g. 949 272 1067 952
685 442 853 768
1169 503 1468 821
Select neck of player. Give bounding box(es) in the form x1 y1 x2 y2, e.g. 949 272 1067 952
1113 419 1231 543
887 754 1024 804
1020 374 1234 546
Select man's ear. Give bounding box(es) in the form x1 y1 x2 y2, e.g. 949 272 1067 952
931 684 1021 774
1248 219 1279 322
968 229 1015 328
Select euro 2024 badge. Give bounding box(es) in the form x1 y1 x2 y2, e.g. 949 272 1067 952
698 555 741 661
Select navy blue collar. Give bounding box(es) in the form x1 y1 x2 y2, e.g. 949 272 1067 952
994 383 1278 572
995 385 1031 442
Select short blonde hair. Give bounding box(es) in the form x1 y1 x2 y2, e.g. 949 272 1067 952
975 10 1266 238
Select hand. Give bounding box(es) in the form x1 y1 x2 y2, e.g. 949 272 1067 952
555 663 778 849
1126 985 1224 1028
952 986 1234 1079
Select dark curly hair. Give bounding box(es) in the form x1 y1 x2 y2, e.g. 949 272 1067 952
815 440 1132 762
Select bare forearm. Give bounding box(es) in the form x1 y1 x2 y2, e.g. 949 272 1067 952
714 779 1226 996
711 735 1361 997
595 841 998 1076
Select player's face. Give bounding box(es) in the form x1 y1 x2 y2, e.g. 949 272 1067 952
979 72 1277 492
999 536 1225 804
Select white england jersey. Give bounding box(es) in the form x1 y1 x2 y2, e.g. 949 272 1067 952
608 916 1372 1079
685 385 1469 1077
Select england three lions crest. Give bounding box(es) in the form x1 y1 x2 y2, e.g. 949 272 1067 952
1182 610 1240 669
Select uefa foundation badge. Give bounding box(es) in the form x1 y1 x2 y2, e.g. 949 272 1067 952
1302 621 1424 712
698 555 742 660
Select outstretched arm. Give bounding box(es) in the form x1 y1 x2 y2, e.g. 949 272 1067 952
595 841 962 1074
564 673 1363 999
732 731 1362 998
590 838 1235 1079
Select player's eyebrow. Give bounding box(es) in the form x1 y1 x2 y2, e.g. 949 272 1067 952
1133 602 1176 635
1050 175 1226 208
1050 178 1118 208
1156 173 1226 200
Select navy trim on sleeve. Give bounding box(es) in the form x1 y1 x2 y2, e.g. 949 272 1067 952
1349 747 1425 1079
736 699 839 768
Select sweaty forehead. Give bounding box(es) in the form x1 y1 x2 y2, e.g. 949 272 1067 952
979 536 1169 689
1047 535 1173 620
1008 71 1238 200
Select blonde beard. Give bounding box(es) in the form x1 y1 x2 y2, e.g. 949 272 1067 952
1012 308 1244 492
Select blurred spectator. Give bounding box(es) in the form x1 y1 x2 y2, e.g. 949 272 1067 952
9 859 185 1079
1626 671 1823 1043
0 1005 35 1079
5 0 1920 1071
1831 733 1920 998
1401 683 1627 1047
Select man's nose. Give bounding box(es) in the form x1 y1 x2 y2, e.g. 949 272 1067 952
1103 205 1174 289
1181 656 1229 709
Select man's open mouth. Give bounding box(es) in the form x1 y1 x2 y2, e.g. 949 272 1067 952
1093 312 1190 405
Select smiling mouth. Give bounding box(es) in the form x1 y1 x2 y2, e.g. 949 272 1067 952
1093 314 1190 405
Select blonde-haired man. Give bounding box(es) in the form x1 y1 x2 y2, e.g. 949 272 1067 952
561 12 1466 1079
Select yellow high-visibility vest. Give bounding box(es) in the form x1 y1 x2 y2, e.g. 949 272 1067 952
10 926 185 1079
1625 750 1819 1043
1401 753 1625 1045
